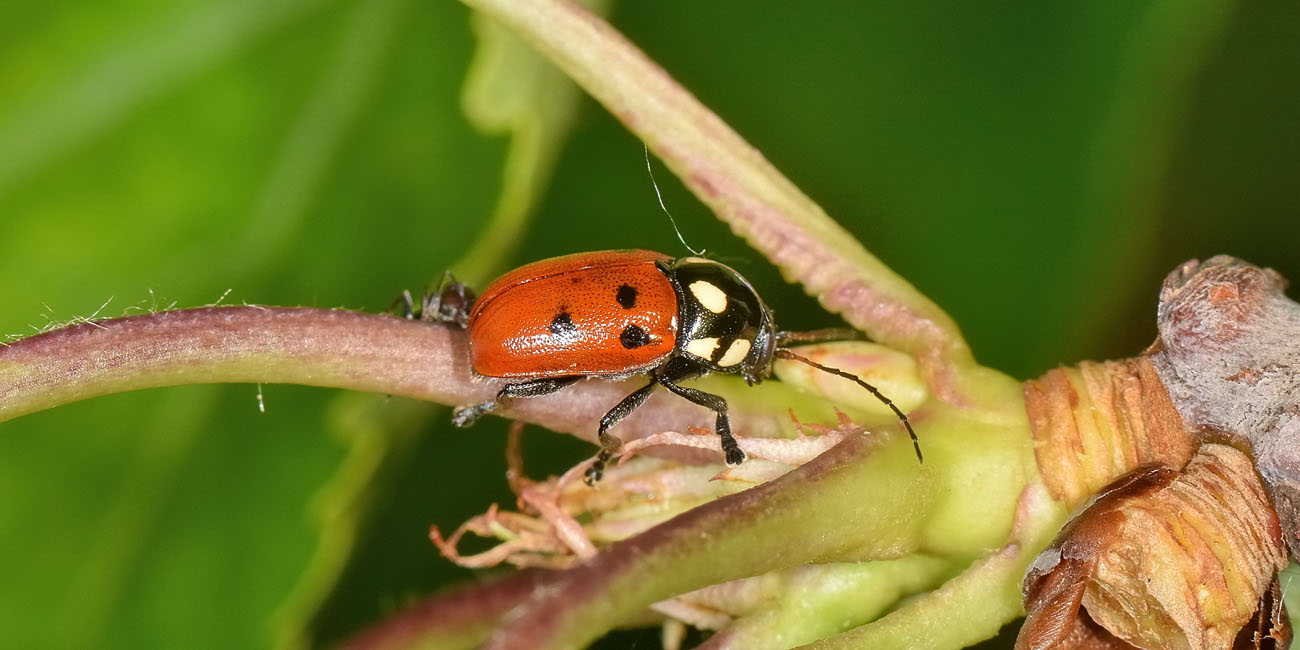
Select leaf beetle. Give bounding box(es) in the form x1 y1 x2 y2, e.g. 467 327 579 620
404 249 919 484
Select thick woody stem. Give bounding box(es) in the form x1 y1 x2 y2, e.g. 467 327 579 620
1147 256 1300 558
340 569 562 650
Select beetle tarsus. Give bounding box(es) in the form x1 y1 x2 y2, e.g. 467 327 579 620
719 423 745 465
725 447 745 465
584 451 610 486
451 401 493 427
716 414 745 465
586 433 624 486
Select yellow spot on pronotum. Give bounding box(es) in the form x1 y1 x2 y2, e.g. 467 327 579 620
689 281 728 314
685 337 720 359
716 339 751 367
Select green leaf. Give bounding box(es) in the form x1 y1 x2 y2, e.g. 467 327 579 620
0 0 504 647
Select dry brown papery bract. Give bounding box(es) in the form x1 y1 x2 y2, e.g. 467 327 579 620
1018 445 1287 650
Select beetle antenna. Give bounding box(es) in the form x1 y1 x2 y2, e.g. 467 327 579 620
774 348 922 462
774 328 865 346
644 143 705 257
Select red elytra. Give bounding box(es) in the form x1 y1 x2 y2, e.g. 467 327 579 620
467 250 679 378
407 249 920 485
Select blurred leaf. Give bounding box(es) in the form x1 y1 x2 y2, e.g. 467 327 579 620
276 2 607 648
450 0 610 286
0 0 505 647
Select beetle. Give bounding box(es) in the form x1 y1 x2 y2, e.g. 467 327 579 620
403 249 920 484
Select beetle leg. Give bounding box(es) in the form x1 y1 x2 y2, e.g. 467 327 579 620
586 381 660 485
451 376 581 428
657 378 746 467
390 289 419 319
423 271 477 327
394 272 478 327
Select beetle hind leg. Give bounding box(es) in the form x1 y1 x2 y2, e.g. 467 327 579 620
451 376 581 428
390 289 420 320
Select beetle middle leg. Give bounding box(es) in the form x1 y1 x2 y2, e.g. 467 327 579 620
584 357 746 486
650 357 745 466
452 376 581 428
586 380 660 485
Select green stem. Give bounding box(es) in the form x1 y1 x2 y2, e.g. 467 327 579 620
481 433 937 650
802 483 1064 650
803 546 1029 650
703 556 958 650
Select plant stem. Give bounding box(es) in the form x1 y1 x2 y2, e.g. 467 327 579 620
0 306 795 445
459 0 975 405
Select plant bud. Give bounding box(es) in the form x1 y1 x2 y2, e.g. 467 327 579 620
772 341 926 418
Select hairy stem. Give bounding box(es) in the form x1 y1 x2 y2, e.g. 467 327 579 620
0 306 787 444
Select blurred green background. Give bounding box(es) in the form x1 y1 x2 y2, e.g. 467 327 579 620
1 1 1296 648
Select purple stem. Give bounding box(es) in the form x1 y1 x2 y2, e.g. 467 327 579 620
0 307 787 448
339 569 563 650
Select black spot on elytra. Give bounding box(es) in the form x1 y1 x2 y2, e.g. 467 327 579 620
620 324 651 349
616 285 638 309
549 312 576 335
570 277 582 284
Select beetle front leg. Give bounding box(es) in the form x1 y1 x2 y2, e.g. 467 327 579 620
586 381 660 485
451 376 581 427
658 379 745 466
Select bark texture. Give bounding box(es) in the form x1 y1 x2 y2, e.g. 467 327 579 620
1148 256 1300 558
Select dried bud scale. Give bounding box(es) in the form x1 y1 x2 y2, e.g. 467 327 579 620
1018 445 1288 650
1024 358 1193 507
